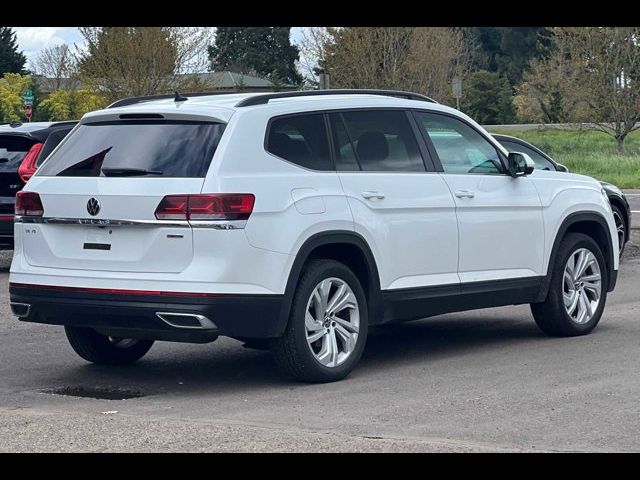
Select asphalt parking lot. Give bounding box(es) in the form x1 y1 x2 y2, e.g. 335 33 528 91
0 240 639 452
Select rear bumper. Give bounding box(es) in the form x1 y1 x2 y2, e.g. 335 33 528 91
9 283 285 342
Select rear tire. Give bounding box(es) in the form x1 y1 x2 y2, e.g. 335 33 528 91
270 259 368 383
531 233 607 337
65 326 154 365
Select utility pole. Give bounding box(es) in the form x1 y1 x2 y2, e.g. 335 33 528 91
452 77 462 111
318 70 331 90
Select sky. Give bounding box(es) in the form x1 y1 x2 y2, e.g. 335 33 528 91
12 27 306 68
13 27 86 65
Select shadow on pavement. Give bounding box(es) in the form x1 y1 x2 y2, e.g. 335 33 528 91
39 313 548 396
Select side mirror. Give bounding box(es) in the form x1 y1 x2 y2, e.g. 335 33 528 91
508 152 535 177
556 163 569 173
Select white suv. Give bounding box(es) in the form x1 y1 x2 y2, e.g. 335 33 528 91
9 90 619 382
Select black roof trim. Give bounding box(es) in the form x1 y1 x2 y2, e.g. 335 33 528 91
234 89 439 107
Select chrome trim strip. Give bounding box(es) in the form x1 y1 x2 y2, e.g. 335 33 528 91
191 220 247 230
15 216 247 229
156 312 218 330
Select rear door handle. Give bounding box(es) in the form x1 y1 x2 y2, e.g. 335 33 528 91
361 191 385 200
454 190 475 199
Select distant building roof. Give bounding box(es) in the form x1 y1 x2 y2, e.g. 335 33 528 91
181 71 296 90
33 75 79 94
34 71 297 95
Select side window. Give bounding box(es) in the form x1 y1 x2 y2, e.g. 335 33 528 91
266 114 332 171
335 110 425 172
414 111 505 175
497 140 556 171
328 113 359 171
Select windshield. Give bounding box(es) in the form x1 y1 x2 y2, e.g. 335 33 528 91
0 135 35 172
37 120 226 178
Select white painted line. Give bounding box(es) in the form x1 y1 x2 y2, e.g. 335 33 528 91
632 210 640 213
625 194 640 196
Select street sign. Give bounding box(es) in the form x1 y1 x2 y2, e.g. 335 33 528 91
22 89 34 106
24 104 32 121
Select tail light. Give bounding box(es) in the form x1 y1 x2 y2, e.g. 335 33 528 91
15 191 44 217
155 194 255 221
18 143 44 184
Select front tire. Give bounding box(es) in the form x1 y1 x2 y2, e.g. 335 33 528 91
611 203 627 258
65 326 154 365
531 233 607 336
271 259 368 383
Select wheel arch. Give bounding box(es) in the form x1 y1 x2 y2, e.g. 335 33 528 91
608 197 630 243
540 212 616 300
273 231 383 337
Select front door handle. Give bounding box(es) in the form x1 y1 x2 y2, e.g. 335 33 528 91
454 190 475 199
361 191 385 200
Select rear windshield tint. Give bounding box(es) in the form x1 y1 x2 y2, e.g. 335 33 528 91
37 120 226 178
0 135 35 171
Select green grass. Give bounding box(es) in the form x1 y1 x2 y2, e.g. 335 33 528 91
486 128 640 189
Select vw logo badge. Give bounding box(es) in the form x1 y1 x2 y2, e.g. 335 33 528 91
87 198 101 216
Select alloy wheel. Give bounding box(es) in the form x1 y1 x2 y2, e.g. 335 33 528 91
613 210 625 255
304 277 360 368
562 248 602 324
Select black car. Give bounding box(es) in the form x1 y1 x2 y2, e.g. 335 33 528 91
0 120 77 249
492 133 632 257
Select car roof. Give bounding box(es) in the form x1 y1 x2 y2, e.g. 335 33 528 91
0 121 77 134
82 91 476 128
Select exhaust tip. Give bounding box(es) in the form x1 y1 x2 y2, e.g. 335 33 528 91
10 302 31 318
156 312 217 330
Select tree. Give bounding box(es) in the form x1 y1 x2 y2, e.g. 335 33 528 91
521 27 640 153
298 27 334 88
0 73 31 122
310 27 467 103
461 71 516 124
209 27 302 86
29 44 79 91
0 27 26 76
77 27 213 102
516 45 591 124
38 89 106 121
462 27 552 86
460 27 553 122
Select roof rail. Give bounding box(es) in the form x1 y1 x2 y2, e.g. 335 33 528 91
107 91 240 109
234 89 438 107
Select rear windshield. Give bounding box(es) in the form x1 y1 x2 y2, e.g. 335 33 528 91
36 127 74 167
0 135 35 172
37 120 226 178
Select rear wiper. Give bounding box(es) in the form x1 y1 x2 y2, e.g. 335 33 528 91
101 167 163 177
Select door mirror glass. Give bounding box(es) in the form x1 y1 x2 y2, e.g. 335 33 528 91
556 163 569 173
508 152 535 177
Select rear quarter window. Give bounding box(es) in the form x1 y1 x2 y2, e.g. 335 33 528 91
266 114 332 171
36 120 226 178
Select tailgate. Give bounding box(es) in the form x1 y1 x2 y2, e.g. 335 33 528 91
21 177 203 273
